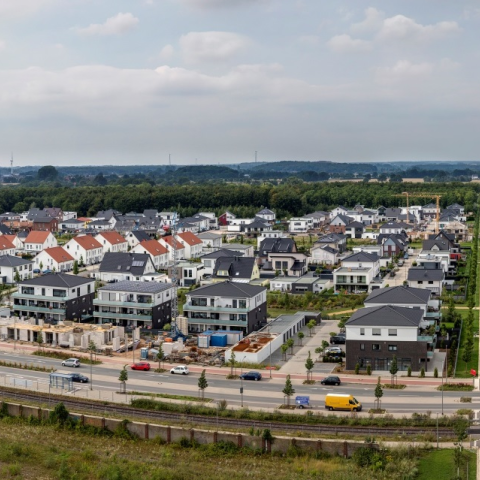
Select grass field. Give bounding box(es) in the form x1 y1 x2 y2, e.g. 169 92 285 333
417 449 476 480
455 309 479 378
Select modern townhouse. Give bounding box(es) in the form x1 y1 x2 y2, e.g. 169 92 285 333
197 231 223 250
183 281 267 334
158 236 186 263
407 268 445 295
255 208 276 223
0 236 16 257
64 235 103 265
13 274 95 322
34 247 74 272
212 256 259 283
94 280 174 329
96 231 129 254
124 230 151 249
288 217 313 234
131 239 169 269
24 231 58 253
0 255 33 284
267 252 308 277
333 252 381 293
98 252 156 282
200 249 243 276
176 232 203 259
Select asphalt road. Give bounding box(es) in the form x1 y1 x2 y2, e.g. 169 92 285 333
0 350 477 414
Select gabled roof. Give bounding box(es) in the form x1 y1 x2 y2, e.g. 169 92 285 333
42 247 74 263
97 231 128 245
177 232 202 247
0 255 32 267
257 208 275 215
0 236 15 251
365 286 430 305
346 305 423 327
343 251 379 263
33 216 56 223
71 235 102 250
213 257 256 280
422 239 450 251
423 203 437 209
127 231 151 243
99 252 153 275
346 221 364 229
188 280 265 298
380 221 409 230
316 233 346 244
162 236 185 250
331 214 353 225
25 231 51 244
244 218 270 229
197 232 222 241
408 268 444 281
138 239 168 256
99 280 172 294
259 238 295 255
201 249 243 259
2 235 17 245
19 273 93 288
0 224 12 235
317 245 338 254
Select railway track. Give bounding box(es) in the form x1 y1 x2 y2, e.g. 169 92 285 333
0 388 455 438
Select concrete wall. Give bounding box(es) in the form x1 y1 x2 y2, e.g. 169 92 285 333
1 401 375 458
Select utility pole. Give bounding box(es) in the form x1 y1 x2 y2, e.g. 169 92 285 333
132 329 135 364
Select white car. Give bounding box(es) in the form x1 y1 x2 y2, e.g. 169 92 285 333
324 347 343 355
62 358 80 368
170 365 189 375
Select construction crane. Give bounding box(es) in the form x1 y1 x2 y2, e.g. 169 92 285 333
392 192 442 233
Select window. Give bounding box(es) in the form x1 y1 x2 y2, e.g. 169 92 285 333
372 344 381 351
428 281 433 284
417 281 423 284
372 328 381 336
360 343 365 351
232 300 237 308
239 300 246 309
360 328 365 336
229 314 237 321
388 345 397 351
388 329 397 336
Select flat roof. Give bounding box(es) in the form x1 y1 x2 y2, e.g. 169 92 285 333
99 281 173 294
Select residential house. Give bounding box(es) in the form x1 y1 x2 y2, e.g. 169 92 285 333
267 252 308 277
344 221 365 239
197 231 223 250
310 244 338 265
447 203 465 215
158 236 186 263
258 238 296 266
304 211 329 229
0 255 33 284
131 239 169 269
159 211 178 227
87 219 114 231
242 218 272 235
64 235 103 265
288 217 313 234
183 281 267 334
438 220 470 241
197 212 218 230
124 230 151 249
333 251 381 293
212 256 259 283
0 224 12 235
422 203 437 219
32 216 58 232
345 305 431 372
24 231 58 253
59 219 84 232
200 249 243 276
218 211 236 226
256 231 289 249
0 237 16 257
223 243 254 258
44 207 63 222
329 206 350 219
34 247 74 272
328 215 353 234
94 281 174 329
173 262 204 287
98 252 155 282
315 233 347 254
96 231 129 255
2 234 23 251
13 274 95 322
256 208 276 223
176 232 203 259
379 222 409 235
407 268 445 295
377 233 408 258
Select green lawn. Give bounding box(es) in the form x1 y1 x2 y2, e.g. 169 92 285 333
456 309 479 378
417 449 476 480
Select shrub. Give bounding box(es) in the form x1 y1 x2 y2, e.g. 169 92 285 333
419 368 425 378
366 365 372 375
434 367 438 378
355 363 360 375
407 366 411 377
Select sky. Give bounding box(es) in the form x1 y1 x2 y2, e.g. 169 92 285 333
1 0 479 166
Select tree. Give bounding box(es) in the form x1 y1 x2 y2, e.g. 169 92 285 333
281 344 288 361
13 268 20 284
286 337 294 355
73 260 79 275
119 366 128 393
389 355 398 386
156 343 165 370
228 351 236 376
307 319 316 337
282 374 295 406
37 165 59 181
297 331 304 346
79 255 84 267
305 351 314 381
37 330 44 351
39 261 43 271
198 369 208 400
374 376 383 410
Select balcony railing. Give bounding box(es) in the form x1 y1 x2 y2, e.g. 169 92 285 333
183 304 249 313
13 305 66 314
93 311 153 321
13 292 72 302
94 299 153 308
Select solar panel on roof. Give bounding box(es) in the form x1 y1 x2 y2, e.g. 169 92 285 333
132 261 144 267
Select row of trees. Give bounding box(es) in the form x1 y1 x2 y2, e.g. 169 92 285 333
1 181 478 219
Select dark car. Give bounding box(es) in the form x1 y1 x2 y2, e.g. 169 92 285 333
33 268 41 274
240 371 262 381
130 362 151 371
320 375 341 386
70 373 89 383
389 271 396 277
330 334 346 345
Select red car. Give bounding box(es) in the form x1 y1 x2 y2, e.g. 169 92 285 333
130 362 151 371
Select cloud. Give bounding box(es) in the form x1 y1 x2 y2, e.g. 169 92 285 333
297 35 320 46
374 60 434 84
159 44 174 60
76 12 139 36
377 15 460 42
351 7 385 34
0 0 56 18
0 41 6 52
327 34 372 53
180 31 251 63
180 0 263 9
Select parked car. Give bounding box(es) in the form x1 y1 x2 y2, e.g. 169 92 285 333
62 358 80 368
42 269 53 275
324 346 343 355
330 334 346 345
70 373 89 383
320 375 341 386
33 268 41 274
397 260 404 266
239 371 262 381
389 271 396 277
131 362 151 371
170 365 189 375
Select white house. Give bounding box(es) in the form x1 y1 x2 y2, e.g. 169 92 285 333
0 255 33 284
64 235 103 265
0 236 16 257
158 236 186 263
197 231 223 250
23 231 58 253
288 217 313 234
310 244 338 265
176 232 203 259
96 231 129 255
34 247 74 272
256 208 276 223
131 239 169 269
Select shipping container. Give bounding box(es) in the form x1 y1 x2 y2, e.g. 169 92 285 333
210 334 227 347
197 335 211 348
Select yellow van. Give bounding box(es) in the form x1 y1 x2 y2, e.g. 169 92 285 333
325 393 362 412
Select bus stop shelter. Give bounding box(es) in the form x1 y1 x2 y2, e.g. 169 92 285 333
49 373 73 391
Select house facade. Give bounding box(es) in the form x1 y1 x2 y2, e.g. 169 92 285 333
0 255 33 284
34 247 74 272
96 232 129 254
64 236 103 265
131 240 169 269
24 231 58 253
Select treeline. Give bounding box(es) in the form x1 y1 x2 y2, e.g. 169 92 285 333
1 182 478 218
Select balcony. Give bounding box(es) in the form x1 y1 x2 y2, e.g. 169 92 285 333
335 277 367 284
13 304 66 314
93 311 153 321
13 292 72 302
93 299 154 308
187 317 248 328
417 335 434 342
183 304 249 314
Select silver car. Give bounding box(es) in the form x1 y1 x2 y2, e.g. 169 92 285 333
62 358 80 368
170 365 189 375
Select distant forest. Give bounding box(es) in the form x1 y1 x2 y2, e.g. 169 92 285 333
0 181 478 218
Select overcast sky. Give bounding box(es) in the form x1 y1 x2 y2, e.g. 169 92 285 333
1 0 479 166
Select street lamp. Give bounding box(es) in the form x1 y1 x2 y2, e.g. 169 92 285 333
441 357 445 415
240 355 246 407
267 325 272 379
